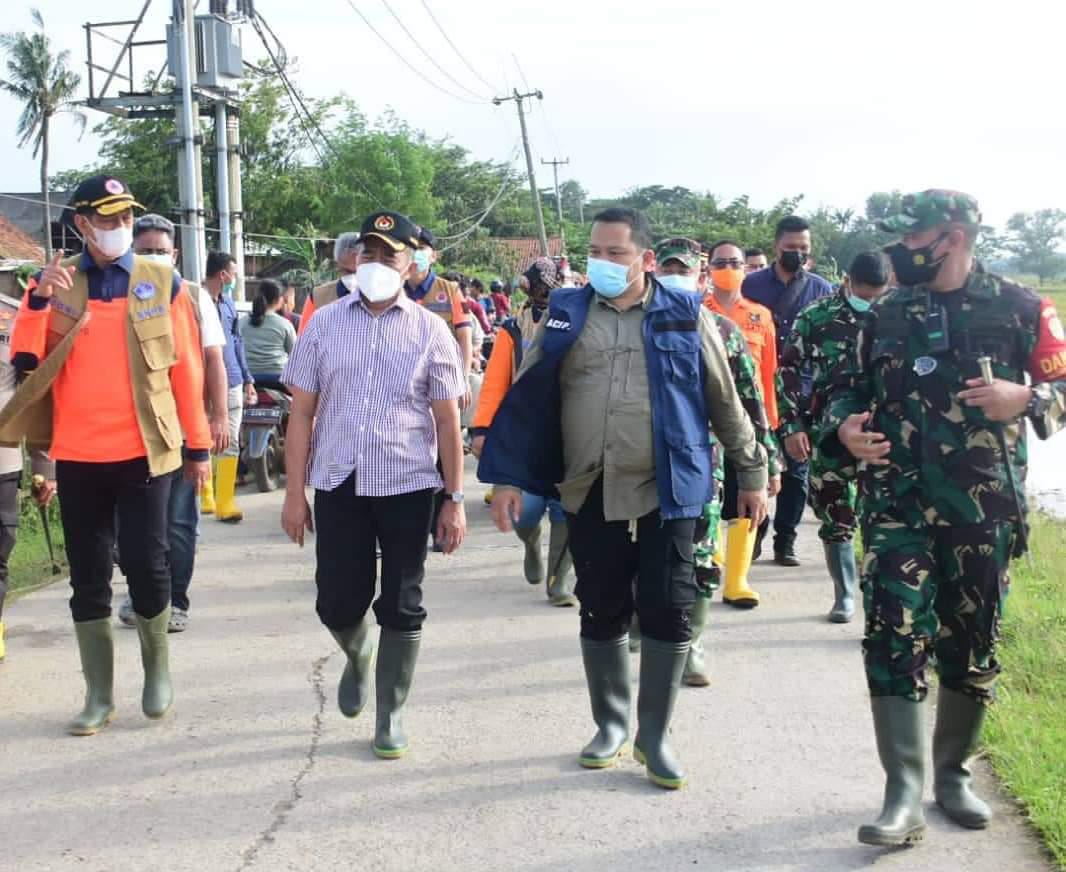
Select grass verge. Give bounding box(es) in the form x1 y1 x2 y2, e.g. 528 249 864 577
985 513 1066 868
7 481 66 602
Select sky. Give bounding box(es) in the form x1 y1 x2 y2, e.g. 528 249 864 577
1 0 1064 235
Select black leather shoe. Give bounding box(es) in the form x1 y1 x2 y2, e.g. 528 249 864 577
774 544 800 567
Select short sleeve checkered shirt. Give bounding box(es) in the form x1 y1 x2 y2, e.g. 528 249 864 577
282 290 466 496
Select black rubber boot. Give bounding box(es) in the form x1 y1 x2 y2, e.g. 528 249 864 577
329 619 375 718
858 697 927 846
682 594 711 687
633 637 689 790
546 520 576 607
135 607 174 720
933 687 993 829
579 636 631 769
514 523 544 586
373 628 421 759
824 541 858 623
68 619 116 736
628 614 641 653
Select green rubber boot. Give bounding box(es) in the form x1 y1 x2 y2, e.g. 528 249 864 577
136 607 174 720
579 635 631 769
68 618 116 736
933 687 993 829
546 520 577 607
683 595 711 687
824 541 858 623
633 637 689 789
858 697 927 846
373 628 421 759
514 523 544 586
330 620 375 718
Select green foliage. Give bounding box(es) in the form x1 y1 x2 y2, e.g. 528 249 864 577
985 514 1066 867
1006 210 1066 285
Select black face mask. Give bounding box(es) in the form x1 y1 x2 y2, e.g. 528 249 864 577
887 233 948 287
779 250 805 273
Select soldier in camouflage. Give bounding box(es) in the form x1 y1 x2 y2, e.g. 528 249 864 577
646 242 780 686
776 251 891 623
821 190 1066 848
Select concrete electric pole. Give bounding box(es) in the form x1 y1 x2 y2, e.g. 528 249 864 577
541 157 570 225
493 89 549 258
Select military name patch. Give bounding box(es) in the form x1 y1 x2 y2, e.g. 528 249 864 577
132 281 156 300
913 356 938 376
135 305 166 321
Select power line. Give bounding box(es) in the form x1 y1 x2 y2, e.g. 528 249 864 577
513 53 563 159
419 0 501 94
435 144 522 242
379 0 490 101
343 0 487 106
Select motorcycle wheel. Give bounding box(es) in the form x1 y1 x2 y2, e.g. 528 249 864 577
253 431 280 493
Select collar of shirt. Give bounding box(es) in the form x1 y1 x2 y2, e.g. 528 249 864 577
79 247 134 275
336 278 351 299
595 276 654 313
405 270 438 302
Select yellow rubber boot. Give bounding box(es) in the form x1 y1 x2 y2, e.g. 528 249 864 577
200 460 217 515
0 621 6 662
723 519 759 609
214 456 244 524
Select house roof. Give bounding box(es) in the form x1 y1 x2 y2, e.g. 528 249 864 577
493 237 565 273
0 191 72 242
0 215 45 263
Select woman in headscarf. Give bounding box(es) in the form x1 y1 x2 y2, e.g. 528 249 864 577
470 258 575 607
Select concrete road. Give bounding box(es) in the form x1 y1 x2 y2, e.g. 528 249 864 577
0 467 1053 872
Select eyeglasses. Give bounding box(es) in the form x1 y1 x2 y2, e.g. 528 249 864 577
710 258 744 269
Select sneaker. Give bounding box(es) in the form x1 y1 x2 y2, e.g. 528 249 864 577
168 607 189 634
117 596 137 628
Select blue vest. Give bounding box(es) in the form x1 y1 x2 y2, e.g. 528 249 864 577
478 282 713 520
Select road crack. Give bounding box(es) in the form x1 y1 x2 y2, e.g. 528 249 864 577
237 652 332 871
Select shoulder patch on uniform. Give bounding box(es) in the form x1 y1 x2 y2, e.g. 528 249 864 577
913 356 938 376
545 317 571 331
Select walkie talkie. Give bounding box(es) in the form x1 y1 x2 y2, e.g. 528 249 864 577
925 303 950 353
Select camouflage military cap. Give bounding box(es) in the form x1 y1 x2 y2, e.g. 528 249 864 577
879 189 987 234
655 237 701 269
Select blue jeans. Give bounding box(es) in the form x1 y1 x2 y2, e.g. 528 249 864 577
168 472 199 611
515 491 565 530
774 454 809 550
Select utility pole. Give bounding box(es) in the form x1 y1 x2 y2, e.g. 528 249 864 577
541 157 569 225
493 89 549 257
174 0 204 281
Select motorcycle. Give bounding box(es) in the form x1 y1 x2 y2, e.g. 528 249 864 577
240 386 290 492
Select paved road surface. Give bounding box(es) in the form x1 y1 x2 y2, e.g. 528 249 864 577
0 466 1053 871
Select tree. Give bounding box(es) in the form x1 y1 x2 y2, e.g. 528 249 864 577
0 8 85 258
1006 209 1066 284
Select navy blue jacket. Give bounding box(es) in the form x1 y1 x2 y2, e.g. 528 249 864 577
478 282 714 520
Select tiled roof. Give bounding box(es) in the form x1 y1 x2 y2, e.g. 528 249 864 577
493 237 564 273
0 215 45 263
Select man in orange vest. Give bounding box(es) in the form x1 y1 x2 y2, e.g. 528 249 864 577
298 232 361 335
6 175 211 735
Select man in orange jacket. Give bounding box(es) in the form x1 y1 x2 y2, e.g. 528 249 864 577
703 238 779 573
470 257 575 606
6 175 211 736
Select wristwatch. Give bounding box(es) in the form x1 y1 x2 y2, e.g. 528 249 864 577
1025 384 1052 420
445 491 465 504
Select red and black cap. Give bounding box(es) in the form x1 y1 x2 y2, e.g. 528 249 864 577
69 174 144 217
358 211 421 252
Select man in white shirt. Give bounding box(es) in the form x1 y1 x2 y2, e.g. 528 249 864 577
115 214 229 632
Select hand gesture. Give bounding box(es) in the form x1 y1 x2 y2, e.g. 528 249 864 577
35 251 75 299
435 502 466 554
958 378 1031 423
783 431 811 462
838 412 891 465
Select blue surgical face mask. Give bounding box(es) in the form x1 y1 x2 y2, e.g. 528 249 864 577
848 293 871 313
656 272 698 294
587 257 640 299
223 280 236 298
413 249 432 273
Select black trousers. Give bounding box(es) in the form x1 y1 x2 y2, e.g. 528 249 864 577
56 458 172 623
314 475 433 632
0 472 19 619
566 476 698 643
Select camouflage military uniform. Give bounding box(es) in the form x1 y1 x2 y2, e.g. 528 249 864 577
824 264 1066 703
695 313 781 592
777 288 863 544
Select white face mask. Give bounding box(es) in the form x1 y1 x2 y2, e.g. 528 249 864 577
88 223 133 259
340 273 359 292
138 252 173 266
356 262 403 303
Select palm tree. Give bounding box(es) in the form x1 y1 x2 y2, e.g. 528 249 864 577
0 9 86 259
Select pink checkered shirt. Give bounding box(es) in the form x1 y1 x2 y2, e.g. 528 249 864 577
282 290 465 496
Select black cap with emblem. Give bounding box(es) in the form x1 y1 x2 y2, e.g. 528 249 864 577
358 211 422 251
